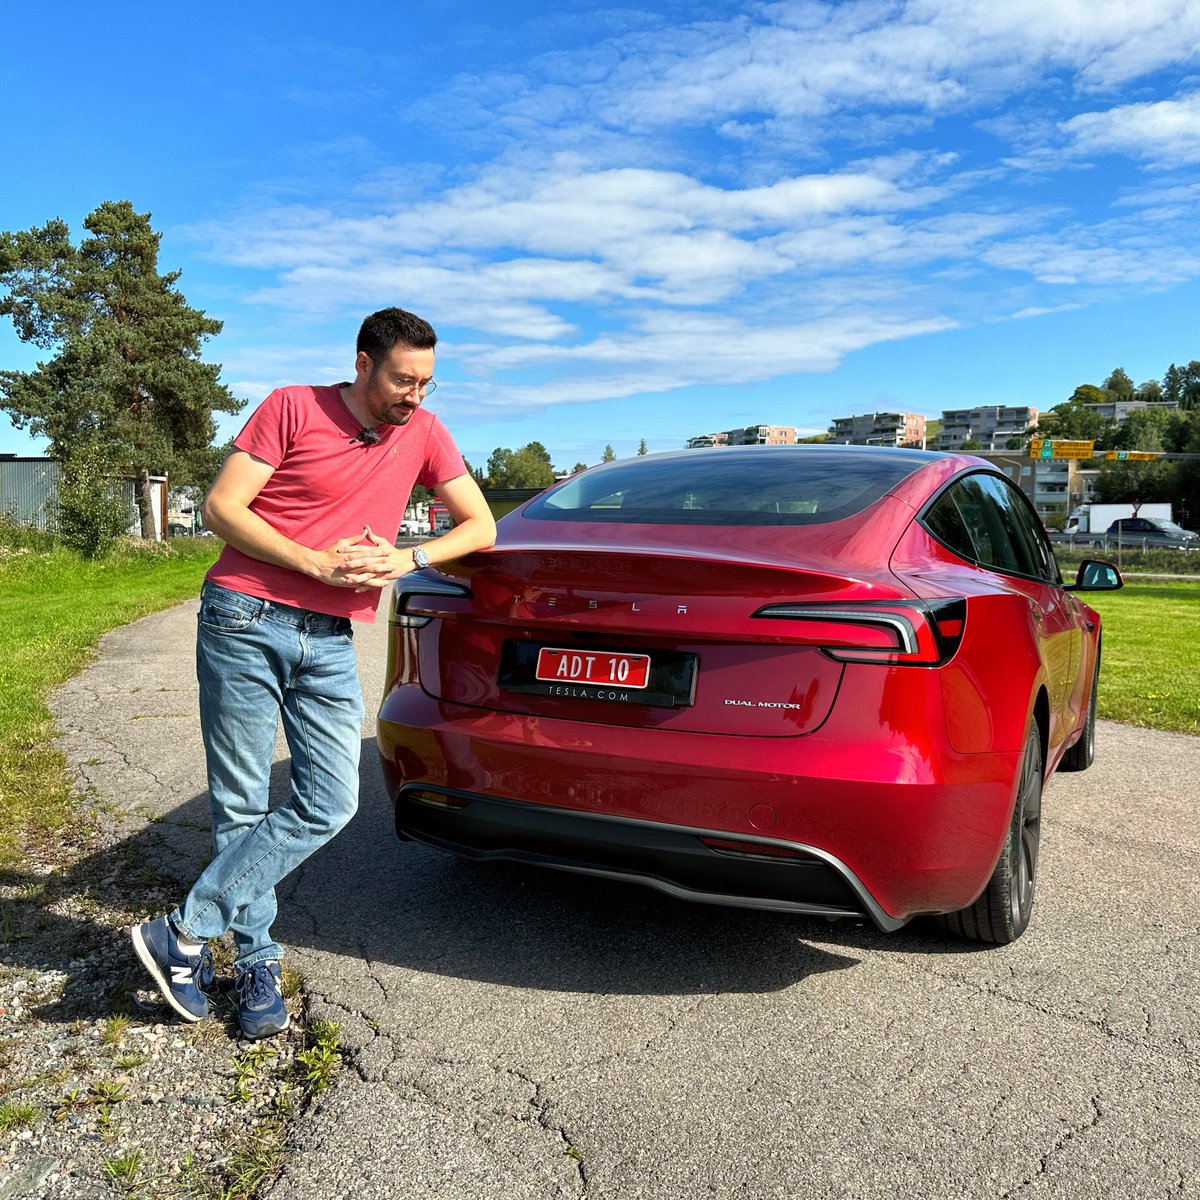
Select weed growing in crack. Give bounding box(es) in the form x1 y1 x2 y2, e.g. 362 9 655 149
102 1014 131 1045
94 1102 119 1137
271 1086 298 1119
0 1101 41 1131
294 1019 342 1097
228 1044 278 1104
215 1120 287 1199
280 965 303 1000
52 1086 88 1120
101 1148 143 1190
89 1080 128 1105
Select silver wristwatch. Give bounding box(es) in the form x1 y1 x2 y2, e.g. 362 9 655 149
412 546 431 570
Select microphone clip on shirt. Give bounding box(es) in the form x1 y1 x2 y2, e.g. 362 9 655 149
351 427 382 446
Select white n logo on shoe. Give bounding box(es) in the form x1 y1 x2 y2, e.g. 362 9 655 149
171 965 196 986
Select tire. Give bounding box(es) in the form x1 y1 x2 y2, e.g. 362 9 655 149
1059 651 1099 772
938 725 1043 945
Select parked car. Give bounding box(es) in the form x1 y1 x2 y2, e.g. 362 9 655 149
378 446 1121 944
1094 517 1198 551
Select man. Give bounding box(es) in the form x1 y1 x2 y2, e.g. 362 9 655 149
131 307 495 1038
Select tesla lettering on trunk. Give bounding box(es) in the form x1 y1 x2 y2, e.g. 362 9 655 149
535 647 651 690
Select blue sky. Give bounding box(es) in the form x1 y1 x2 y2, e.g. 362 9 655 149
3 1 1200 472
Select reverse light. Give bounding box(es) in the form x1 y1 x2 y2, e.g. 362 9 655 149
700 837 814 861
752 599 967 666
407 788 471 810
391 573 472 627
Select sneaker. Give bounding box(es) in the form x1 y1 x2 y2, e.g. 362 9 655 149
235 961 289 1040
130 915 213 1022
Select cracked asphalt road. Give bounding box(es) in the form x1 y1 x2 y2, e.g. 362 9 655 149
54 599 1200 1200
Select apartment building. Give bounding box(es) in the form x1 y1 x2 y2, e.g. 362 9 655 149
932 405 1038 452
829 411 926 448
1081 399 1178 424
686 425 797 448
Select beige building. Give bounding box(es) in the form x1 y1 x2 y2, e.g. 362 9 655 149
686 425 797 448
830 411 926 448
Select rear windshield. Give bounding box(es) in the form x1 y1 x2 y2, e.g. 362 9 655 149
523 449 927 526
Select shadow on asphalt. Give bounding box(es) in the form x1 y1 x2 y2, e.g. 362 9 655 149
6 735 982 1027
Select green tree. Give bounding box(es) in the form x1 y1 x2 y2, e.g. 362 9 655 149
485 442 555 488
0 200 242 539
509 441 555 488
571 461 588 474
637 439 648 455
1036 391 1117 447
1114 405 1172 452
1102 367 1135 398
601 444 616 463
486 446 514 487
1093 459 1175 509
1163 361 1200 410
54 441 136 558
1170 410 1200 528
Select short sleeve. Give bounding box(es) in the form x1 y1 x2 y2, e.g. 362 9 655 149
232 390 295 469
418 417 467 490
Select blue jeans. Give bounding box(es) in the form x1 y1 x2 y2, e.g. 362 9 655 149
173 583 364 970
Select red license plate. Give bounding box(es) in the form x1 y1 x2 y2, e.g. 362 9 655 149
535 647 651 690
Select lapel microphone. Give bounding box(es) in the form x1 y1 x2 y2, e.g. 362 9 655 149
351 427 382 445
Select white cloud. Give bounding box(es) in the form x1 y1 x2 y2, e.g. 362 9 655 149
982 228 1200 286
1063 93 1200 165
1005 304 1083 321
183 1 1200 441
423 0 1200 148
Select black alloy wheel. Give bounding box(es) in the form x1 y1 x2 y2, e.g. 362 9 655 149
1059 653 1099 773
938 725 1043 945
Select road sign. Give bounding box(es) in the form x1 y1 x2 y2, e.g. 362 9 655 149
1029 439 1094 459
1104 450 1160 462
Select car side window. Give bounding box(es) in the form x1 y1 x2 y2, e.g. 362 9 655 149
924 477 1017 567
923 474 1054 581
991 475 1059 583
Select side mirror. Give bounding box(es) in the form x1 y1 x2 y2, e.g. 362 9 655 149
1068 559 1123 591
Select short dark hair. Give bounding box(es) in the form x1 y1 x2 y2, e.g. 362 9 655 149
357 307 437 360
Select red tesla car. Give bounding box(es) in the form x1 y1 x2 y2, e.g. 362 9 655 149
378 446 1121 943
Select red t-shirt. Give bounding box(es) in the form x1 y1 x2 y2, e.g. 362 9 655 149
205 383 466 622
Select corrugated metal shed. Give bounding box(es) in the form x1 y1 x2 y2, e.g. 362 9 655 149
0 456 62 529
0 455 170 537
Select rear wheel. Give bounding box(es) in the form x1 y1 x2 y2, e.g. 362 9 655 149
1059 653 1099 772
938 725 1043 944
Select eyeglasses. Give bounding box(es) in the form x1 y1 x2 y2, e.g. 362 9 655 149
388 373 437 397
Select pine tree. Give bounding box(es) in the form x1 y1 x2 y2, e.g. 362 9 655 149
0 200 242 538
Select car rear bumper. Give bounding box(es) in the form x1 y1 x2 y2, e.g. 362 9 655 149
395 783 905 929
378 681 1023 923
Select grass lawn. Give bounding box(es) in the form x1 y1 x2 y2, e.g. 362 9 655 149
1085 577 1200 736
0 538 220 866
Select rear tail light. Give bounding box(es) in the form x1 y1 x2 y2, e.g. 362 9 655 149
752 599 966 666
391 573 472 627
